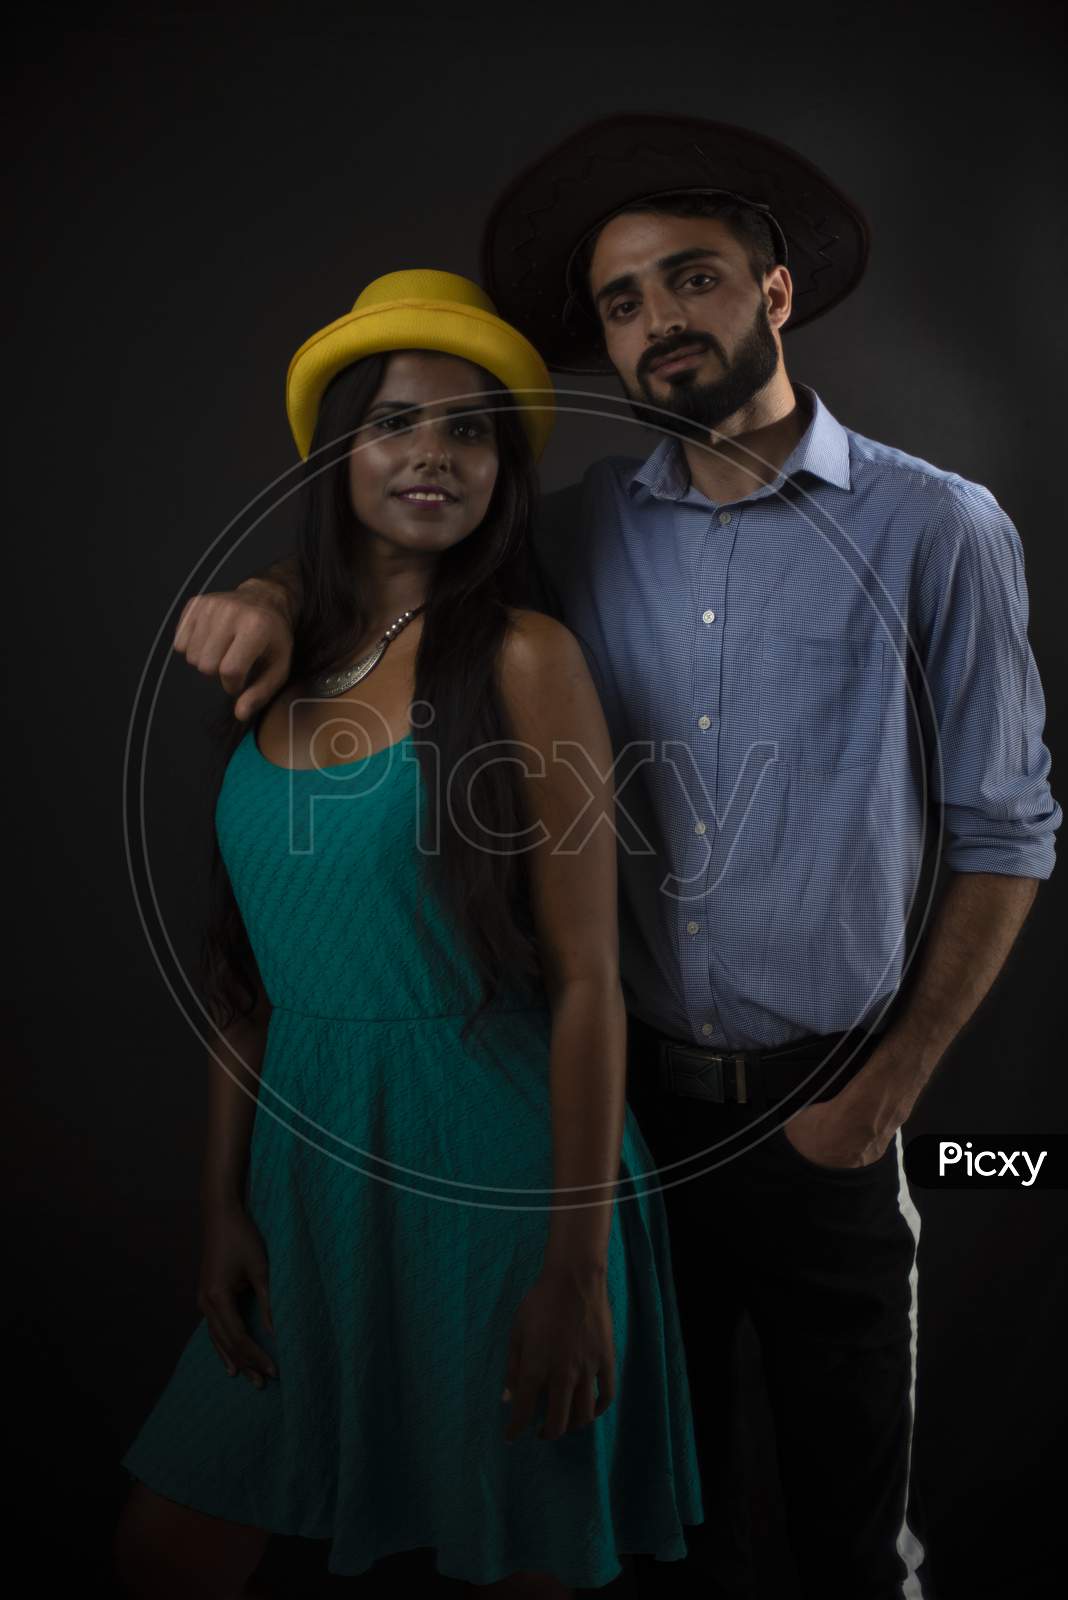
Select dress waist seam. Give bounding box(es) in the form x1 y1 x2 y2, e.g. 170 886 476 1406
271 1004 548 1024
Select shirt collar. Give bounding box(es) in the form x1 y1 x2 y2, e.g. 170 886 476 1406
626 383 852 504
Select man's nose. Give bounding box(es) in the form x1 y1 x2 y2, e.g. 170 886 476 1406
642 286 686 341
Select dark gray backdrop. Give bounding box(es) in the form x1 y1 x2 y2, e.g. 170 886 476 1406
6 2 1066 1595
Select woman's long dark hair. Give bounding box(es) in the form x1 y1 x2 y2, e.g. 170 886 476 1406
199 351 547 1047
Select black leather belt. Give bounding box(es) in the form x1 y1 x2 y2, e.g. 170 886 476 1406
629 1015 885 1111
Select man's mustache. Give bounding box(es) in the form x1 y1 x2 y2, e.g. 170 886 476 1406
638 333 725 382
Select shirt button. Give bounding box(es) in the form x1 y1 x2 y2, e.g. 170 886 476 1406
694 819 707 835
686 920 700 934
718 510 732 525
702 608 716 625
697 714 711 729
701 1022 714 1037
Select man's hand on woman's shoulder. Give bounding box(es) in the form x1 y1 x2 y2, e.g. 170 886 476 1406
173 577 294 722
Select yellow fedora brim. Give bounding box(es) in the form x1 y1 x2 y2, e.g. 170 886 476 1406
286 298 555 461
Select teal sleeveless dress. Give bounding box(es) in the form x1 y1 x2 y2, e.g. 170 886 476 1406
120 723 704 1588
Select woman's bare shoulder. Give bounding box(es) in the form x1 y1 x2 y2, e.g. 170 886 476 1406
498 608 606 751
501 606 583 665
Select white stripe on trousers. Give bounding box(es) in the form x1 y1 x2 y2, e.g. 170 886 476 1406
894 1128 928 1598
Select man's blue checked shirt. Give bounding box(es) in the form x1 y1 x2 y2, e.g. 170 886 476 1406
529 384 1060 1050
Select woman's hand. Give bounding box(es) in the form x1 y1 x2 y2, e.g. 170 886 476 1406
197 1204 278 1388
174 579 293 722
502 1266 616 1443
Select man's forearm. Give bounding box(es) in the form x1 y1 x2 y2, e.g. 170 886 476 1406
238 554 302 628
853 870 1040 1132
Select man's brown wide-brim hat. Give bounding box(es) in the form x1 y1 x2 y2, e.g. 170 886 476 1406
479 112 871 375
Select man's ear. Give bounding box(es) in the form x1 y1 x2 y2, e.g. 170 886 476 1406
766 264 793 331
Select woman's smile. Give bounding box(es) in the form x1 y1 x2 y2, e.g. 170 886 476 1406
391 482 460 509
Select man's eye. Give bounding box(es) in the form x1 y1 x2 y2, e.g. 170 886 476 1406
682 273 717 289
607 300 637 321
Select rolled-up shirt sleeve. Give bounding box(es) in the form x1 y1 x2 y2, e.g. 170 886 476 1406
914 482 1060 877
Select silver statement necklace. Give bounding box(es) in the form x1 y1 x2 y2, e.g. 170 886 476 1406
308 605 426 698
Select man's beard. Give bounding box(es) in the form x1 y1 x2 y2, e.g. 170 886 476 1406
623 298 780 444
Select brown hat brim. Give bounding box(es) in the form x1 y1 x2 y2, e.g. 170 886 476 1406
479 112 871 374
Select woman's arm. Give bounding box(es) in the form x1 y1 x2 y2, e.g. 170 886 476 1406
196 976 281 1387
173 555 301 722
198 978 273 1220
498 610 627 1276
497 610 626 1441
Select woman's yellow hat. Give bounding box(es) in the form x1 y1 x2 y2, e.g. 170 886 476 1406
286 269 555 461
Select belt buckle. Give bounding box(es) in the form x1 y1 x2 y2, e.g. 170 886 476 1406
660 1043 749 1104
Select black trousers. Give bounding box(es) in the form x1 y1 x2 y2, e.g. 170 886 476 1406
625 1015 934 1600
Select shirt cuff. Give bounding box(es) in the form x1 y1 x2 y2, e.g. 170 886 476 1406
941 803 1059 879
